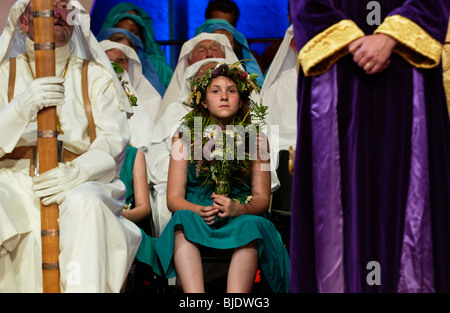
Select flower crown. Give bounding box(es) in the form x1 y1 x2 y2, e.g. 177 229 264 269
184 60 260 109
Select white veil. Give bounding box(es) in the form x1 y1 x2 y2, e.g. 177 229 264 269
260 24 297 174
99 39 162 121
155 32 238 122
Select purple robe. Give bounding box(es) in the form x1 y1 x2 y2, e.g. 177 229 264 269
289 0 450 292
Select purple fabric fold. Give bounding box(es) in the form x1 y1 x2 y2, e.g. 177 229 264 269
289 0 450 293
310 66 344 292
397 69 435 292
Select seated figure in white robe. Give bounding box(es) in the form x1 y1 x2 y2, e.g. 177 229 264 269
0 0 141 293
100 39 160 180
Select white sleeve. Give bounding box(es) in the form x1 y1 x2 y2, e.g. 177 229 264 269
0 60 28 157
0 100 29 157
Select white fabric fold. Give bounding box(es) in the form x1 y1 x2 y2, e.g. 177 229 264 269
260 25 298 170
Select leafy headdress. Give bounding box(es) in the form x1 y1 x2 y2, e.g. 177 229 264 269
183 60 267 126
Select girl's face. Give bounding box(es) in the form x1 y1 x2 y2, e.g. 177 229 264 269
203 76 242 124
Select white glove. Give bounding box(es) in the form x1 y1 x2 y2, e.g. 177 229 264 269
32 162 89 205
13 76 65 122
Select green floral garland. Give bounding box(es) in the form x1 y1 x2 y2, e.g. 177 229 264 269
111 62 138 107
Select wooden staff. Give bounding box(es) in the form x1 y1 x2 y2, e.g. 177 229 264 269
33 0 60 293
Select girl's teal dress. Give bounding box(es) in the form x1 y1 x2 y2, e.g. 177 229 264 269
136 164 290 293
119 145 138 209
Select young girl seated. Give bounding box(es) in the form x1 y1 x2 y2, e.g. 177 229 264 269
136 59 290 293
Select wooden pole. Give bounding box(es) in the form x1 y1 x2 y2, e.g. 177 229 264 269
33 0 60 293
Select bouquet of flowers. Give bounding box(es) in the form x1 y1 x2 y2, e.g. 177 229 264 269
180 61 268 196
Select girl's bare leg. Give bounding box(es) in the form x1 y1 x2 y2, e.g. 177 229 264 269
226 240 258 293
173 230 205 292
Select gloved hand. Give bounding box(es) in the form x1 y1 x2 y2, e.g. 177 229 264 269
32 162 89 206
13 76 65 122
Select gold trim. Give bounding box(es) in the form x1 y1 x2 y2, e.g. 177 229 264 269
374 15 443 69
443 45 450 73
444 42 450 118
298 20 364 77
444 19 450 72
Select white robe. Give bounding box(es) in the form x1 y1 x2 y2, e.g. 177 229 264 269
260 25 298 170
0 43 141 293
99 40 161 152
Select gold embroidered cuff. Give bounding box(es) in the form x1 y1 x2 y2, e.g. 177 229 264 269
444 20 450 72
443 43 450 118
443 44 450 73
374 15 443 69
298 20 364 77
444 21 450 117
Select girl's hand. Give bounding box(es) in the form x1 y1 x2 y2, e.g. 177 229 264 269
199 205 219 225
348 34 397 75
211 192 241 218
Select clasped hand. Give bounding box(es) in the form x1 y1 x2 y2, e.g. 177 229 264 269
199 192 240 225
32 162 89 205
348 34 397 75
13 76 65 122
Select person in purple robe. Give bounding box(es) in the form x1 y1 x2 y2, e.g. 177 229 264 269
289 0 450 293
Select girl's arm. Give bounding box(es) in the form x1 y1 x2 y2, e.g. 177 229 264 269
121 148 151 222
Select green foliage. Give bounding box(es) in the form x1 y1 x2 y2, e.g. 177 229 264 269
111 62 138 107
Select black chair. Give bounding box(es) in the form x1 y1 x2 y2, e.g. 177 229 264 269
200 246 271 293
270 148 293 252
